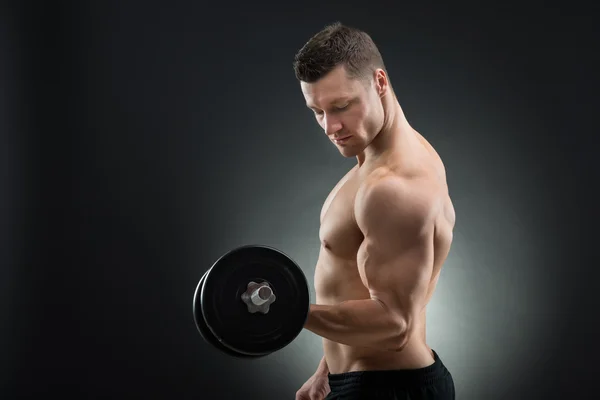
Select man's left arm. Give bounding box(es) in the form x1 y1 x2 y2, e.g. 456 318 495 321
304 175 438 351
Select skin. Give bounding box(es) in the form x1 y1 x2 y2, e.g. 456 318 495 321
299 65 456 379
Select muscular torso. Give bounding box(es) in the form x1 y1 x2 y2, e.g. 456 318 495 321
314 130 456 374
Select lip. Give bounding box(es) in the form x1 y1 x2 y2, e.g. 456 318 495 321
332 135 352 144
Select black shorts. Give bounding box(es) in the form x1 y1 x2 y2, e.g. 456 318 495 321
325 350 455 400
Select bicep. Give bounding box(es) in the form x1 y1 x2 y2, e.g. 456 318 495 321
359 230 434 322
355 175 438 322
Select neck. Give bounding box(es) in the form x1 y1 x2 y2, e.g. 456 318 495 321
357 93 412 167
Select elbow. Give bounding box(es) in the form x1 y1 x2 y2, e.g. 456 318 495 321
375 299 413 352
390 331 410 352
388 318 412 352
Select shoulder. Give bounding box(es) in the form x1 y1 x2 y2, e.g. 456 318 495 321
355 167 441 233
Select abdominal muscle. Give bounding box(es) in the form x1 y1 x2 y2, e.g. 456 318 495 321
314 251 435 374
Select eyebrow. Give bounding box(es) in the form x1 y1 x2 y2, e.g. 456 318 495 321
306 97 352 109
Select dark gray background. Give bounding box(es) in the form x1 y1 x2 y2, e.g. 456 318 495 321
1 1 597 399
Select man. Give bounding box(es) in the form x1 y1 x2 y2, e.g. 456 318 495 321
293 22 457 400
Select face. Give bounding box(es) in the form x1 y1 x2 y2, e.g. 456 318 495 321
301 65 387 158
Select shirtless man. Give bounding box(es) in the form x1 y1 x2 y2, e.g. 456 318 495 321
292 23 456 399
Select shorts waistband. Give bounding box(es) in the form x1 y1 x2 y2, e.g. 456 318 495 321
327 350 449 390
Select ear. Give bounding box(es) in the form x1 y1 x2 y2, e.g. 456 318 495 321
374 68 388 97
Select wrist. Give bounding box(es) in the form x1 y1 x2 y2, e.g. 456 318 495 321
315 357 329 376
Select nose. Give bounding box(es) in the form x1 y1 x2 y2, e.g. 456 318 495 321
323 115 343 136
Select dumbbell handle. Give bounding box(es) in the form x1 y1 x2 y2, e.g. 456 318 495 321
250 285 273 306
241 281 276 314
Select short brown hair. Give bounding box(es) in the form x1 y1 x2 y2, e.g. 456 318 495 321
293 22 386 83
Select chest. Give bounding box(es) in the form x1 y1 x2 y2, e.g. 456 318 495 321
318 173 364 260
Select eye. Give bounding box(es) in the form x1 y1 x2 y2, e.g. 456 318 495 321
334 103 349 111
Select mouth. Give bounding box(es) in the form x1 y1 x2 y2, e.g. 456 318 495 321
332 135 352 144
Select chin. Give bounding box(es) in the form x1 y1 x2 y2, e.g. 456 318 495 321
338 147 360 158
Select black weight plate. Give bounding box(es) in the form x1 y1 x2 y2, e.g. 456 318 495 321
201 245 310 356
193 269 259 358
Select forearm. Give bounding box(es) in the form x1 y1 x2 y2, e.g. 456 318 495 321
304 299 407 351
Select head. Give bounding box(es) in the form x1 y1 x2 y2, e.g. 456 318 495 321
293 22 392 158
